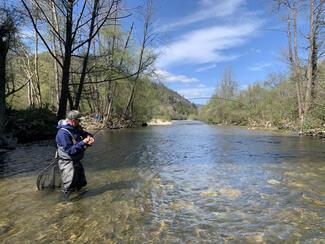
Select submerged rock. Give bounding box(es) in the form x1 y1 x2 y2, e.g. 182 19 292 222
200 191 218 198
219 188 241 199
0 219 13 235
267 179 281 185
302 194 324 206
244 233 265 243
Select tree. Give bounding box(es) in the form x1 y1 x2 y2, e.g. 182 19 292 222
215 67 238 100
22 0 119 119
304 0 324 116
276 0 305 127
0 5 23 137
275 0 324 129
123 0 156 119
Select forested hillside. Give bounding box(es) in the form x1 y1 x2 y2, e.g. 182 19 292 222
151 83 197 120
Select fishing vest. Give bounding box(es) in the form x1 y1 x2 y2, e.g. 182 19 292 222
57 128 84 161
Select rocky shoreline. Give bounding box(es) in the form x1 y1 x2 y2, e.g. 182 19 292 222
210 120 325 138
147 119 172 126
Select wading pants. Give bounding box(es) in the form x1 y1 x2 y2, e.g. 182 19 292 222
58 159 87 193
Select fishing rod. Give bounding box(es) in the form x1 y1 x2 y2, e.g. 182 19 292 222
89 126 106 136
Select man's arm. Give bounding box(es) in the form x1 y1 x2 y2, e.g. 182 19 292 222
56 130 86 156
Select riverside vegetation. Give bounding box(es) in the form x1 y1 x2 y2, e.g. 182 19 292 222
199 0 324 135
0 1 196 144
0 0 323 145
199 61 325 134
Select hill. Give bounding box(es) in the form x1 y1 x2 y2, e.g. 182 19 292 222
151 82 197 120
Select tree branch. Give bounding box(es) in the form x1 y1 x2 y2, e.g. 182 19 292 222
71 1 124 53
21 0 63 68
72 0 88 42
5 73 34 97
34 0 65 44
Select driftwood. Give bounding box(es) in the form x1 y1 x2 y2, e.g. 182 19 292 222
80 115 134 130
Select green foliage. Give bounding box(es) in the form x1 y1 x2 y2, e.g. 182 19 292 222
150 82 197 120
132 78 159 124
4 21 197 137
199 71 301 129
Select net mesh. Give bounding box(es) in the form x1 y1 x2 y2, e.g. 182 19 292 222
36 158 61 190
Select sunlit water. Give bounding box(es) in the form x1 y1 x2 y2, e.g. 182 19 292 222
0 121 324 243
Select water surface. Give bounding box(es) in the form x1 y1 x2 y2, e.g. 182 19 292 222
0 121 324 242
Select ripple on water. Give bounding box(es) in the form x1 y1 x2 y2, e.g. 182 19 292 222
0 123 325 242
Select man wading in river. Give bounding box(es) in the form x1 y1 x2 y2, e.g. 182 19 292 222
56 110 95 201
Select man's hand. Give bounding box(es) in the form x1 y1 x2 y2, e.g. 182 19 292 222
83 136 95 145
88 136 95 145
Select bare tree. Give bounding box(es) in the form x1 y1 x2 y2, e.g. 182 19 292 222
304 0 324 114
73 0 115 110
22 0 120 119
123 0 156 119
275 0 324 129
216 67 238 100
33 3 42 107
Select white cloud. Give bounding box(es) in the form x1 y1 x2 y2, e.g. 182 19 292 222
248 63 271 71
176 87 215 99
156 23 259 68
197 83 207 88
156 69 199 83
195 64 217 72
162 0 245 31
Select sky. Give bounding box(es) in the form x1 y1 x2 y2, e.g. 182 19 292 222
125 0 310 104
15 0 309 105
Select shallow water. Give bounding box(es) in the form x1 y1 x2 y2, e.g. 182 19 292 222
0 121 324 243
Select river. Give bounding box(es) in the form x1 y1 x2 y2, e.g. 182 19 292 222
0 121 324 243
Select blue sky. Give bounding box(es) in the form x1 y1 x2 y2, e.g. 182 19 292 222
125 0 310 104
16 0 309 104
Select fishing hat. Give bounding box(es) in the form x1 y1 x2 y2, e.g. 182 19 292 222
66 110 81 120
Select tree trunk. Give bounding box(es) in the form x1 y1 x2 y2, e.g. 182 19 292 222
123 24 147 118
287 15 294 64
0 42 8 137
292 7 303 129
50 1 62 110
123 0 152 118
304 0 316 115
57 0 73 120
28 73 33 107
73 0 99 110
34 7 42 107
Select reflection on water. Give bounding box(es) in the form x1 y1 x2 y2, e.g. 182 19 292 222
0 121 324 242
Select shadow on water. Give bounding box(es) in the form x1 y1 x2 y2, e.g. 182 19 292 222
71 180 136 201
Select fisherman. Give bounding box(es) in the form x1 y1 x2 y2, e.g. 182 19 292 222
55 110 95 201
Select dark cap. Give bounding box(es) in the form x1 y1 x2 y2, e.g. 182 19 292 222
66 110 81 120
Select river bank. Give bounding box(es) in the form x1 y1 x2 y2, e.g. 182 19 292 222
2 107 324 151
0 109 173 148
206 120 325 138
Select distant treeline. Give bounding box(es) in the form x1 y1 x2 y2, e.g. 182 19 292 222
199 0 324 132
199 61 325 131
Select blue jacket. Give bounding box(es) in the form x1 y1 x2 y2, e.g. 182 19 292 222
55 121 91 161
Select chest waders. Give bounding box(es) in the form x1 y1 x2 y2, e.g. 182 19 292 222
58 128 87 196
